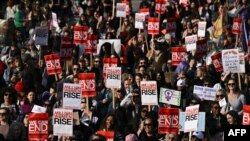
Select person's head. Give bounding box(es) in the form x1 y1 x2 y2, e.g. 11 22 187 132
189 98 199 106
226 78 239 93
135 73 142 86
7 122 24 140
140 106 148 119
101 113 115 131
80 97 87 110
72 64 80 75
203 79 212 87
138 58 147 67
1 87 16 104
215 89 226 102
94 58 101 67
138 65 146 75
26 90 35 103
143 117 154 134
226 110 240 125
0 108 9 123
14 56 23 68
123 78 131 90
191 131 204 141
210 102 220 116
196 66 206 78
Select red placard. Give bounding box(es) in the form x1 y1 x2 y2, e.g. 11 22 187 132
195 39 207 58
96 131 114 141
78 73 96 97
158 108 179 134
73 26 88 45
148 17 160 35
232 18 241 35
103 58 118 78
122 0 130 15
171 47 187 66
85 34 98 54
155 0 166 14
140 8 149 16
166 18 176 33
60 37 73 60
29 113 48 141
44 54 62 75
243 105 250 125
211 53 223 72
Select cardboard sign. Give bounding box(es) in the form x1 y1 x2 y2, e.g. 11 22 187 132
185 35 197 51
140 8 149 16
222 49 240 73
193 85 217 101
171 47 187 66
29 113 48 141
73 26 88 45
243 105 250 125
166 18 176 33
158 108 179 134
35 26 48 46
122 1 130 15
106 67 121 88
159 88 181 106
53 109 73 136
155 0 166 14
198 21 207 37
51 12 59 30
195 39 207 58
116 3 126 17
232 18 241 35
31 105 47 113
211 53 223 72
96 131 114 141
135 13 145 29
85 34 98 54
63 83 82 109
148 17 160 35
239 52 245 73
60 37 73 60
180 112 205 132
140 81 158 105
78 73 96 97
219 98 227 107
184 105 199 133
103 58 118 78
97 39 121 55
44 54 62 75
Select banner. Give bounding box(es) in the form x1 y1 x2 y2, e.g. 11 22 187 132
96 131 114 141
180 112 205 132
85 34 98 54
195 39 207 58
60 37 73 60
148 17 160 35
73 26 88 45
106 67 121 88
44 54 62 75
78 73 96 97
116 3 126 17
185 35 197 51
103 58 118 78
232 18 242 35
222 49 240 73
239 52 245 73
193 85 217 101
155 0 166 14
243 105 250 125
159 88 181 106
63 83 82 109
140 8 149 16
171 47 187 66
166 18 176 33
184 104 199 133
211 53 223 72
198 21 206 37
97 39 121 55
158 108 179 134
53 109 73 136
29 113 48 141
135 13 145 29
35 26 48 46
140 81 158 105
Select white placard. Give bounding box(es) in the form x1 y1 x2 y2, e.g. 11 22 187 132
31 105 46 113
105 67 121 88
193 85 217 101
184 104 199 133
53 109 73 136
116 3 126 18
222 49 240 73
185 35 197 51
198 21 206 37
35 26 49 46
159 88 181 106
135 13 145 29
62 83 82 109
140 81 158 105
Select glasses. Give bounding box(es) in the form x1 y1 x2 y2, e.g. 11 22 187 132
4 93 11 96
213 106 219 109
95 60 100 62
0 113 6 116
228 83 235 86
144 123 152 127
73 68 79 71
216 95 224 98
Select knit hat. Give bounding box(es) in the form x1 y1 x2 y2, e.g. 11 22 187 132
15 80 25 93
42 91 51 102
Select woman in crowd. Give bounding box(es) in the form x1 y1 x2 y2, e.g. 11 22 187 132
226 110 241 125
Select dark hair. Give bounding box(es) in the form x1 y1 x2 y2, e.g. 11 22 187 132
226 110 240 125
100 113 116 131
226 78 240 93
1 87 17 104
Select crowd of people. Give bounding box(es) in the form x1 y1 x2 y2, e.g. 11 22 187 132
0 0 250 141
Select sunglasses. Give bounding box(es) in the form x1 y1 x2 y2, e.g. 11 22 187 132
213 106 219 109
144 123 152 126
0 113 6 116
216 95 224 98
4 93 11 96
228 83 235 86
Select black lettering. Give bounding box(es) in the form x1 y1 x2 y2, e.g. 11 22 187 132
141 90 156 95
185 114 198 121
63 92 81 99
54 118 72 125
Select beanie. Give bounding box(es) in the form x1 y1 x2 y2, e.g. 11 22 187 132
15 80 25 93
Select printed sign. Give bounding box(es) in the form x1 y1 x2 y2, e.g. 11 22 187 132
35 26 48 45
211 53 223 72
222 49 240 73
51 12 59 30
106 67 121 88
103 58 118 78
195 39 207 58
116 3 126 17
44 54 62 75
219 98 227 107
122 1 130 15
73 26 88 45
198 21 207 37
180 112 205 132
239 52 245 73
96 131 114 141
140 81 158 105
31 105 46 113
166 18 176 33
184 105 199 133
148 17 160 35
135 13 145 29
158 108 179 134
232 18 241 35
53 109 73 136
78 73 96 97
29 113 48 141
85 34 98 54
63 83 82 109
159 88 181 106
171 47 187 66
193 85 217 101
140 8 149 16
243 105 250 125
97 39 121 55
60 37 73 60
155 0 166 14
185 35 197 51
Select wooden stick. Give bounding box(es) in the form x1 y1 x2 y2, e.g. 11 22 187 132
86 97 89 113
112 88 115 110
139 29 141 34
148 105 151 112
112 0 115 19
119 17 122 29
238 73 242 90
189 131 192 141
90 54 93 68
